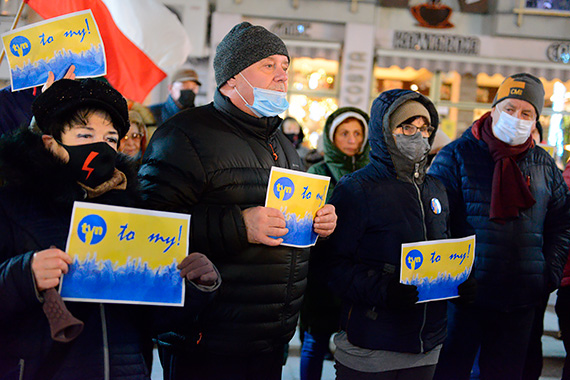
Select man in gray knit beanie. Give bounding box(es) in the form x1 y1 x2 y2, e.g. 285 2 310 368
214 22 290 88
140 21 337 380
214 21 294 119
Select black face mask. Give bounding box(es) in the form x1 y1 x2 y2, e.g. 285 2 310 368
177 89 196 109
59 141 117 188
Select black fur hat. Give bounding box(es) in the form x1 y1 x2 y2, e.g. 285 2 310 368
32 78 129 139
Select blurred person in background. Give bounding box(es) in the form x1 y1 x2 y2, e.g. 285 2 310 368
149 68 201 126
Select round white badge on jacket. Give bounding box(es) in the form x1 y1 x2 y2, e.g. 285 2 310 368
430 198 442 215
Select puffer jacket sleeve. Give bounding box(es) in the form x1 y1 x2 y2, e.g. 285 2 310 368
428 143 465 238
0 205 40 322
139 124 248 258
327 178 393 308
543 163 570 291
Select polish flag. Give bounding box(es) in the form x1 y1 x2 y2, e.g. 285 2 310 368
25 0 191 102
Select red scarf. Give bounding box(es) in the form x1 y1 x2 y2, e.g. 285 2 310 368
473 112 536 223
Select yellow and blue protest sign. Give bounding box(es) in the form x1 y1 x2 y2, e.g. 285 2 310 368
60 202 190 306
265 167 330 248
400 235 476 303
1 10 106 91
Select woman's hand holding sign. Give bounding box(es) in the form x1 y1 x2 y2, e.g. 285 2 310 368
31 247 72 292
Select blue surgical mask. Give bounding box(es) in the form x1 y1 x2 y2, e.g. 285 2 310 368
235 73 289 117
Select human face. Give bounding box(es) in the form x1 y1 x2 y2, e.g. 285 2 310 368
119 124 143 157
393 117 432 138
493 98 537 124
333 119 364 157
233 55 289 108
44 110 119 162
170 80 200 101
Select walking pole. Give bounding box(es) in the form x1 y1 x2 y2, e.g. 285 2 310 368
0 0 28 64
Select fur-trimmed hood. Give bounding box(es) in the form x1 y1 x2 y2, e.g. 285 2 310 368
0 127 140 206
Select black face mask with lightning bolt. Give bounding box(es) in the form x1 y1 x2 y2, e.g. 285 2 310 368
58 141 117 188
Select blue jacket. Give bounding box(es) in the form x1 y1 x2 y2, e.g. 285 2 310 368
429 113 570 311
327 89 449 354
149 95 182 126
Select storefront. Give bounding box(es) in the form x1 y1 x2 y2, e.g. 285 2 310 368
373 28 570 162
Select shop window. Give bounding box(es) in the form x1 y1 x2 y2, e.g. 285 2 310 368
287 57 339 146
373 66 433 97
526 0 570 11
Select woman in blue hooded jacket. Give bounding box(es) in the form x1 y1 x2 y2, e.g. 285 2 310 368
326 89 474 379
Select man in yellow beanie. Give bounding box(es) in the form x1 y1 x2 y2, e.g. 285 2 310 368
430 73 570 380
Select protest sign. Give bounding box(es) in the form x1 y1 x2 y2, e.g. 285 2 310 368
1 10 105 91
400 235 476 303
265 167 330 248
61 202 189 306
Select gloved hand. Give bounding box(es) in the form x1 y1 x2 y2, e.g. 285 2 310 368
178 252 218 287
453 274 477 305
386 278 419 309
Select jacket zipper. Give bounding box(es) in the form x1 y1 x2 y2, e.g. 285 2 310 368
100 304 110 380
18 359 24 380
419 303 427 353
283 249 297 326
268 142 278 161
412 162 427 352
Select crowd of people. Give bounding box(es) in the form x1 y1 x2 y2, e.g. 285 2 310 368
1 19 570 380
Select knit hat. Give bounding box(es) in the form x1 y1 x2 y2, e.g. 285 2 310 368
213 22 289 87
389 100 431 131
492 73 545 119
32 79 129 139
170 68 201 86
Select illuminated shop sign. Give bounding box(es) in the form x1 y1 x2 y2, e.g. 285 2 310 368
547 42 570 64
393 31 480 55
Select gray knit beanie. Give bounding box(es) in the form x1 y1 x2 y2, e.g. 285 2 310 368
213 22 290 87
492 73 545 119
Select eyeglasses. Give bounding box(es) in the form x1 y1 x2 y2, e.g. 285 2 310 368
122 132 143 141
396 124 435 137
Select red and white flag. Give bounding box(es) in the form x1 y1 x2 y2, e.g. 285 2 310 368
26 0 191 102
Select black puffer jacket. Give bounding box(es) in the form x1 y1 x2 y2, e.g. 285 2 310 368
429 113 570 311
0 128 210 380
327 89 449 353
139 90 306 355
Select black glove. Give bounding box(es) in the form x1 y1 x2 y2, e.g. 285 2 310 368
453 274 477 305
386 278 419 309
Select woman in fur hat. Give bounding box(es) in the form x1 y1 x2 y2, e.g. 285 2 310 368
0 78 219 380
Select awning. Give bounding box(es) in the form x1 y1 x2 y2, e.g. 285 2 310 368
285 39 341 61
376 48 570 82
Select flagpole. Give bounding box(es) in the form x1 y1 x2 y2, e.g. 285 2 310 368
0 0 27 64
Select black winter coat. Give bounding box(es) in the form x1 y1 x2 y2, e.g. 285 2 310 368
0 129 210 380
429 113 570 311
139 90 306 355
327 89 449 353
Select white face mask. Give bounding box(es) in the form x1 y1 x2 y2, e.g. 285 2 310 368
492 109 534 146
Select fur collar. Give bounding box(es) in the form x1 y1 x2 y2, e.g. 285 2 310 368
0 128 140 206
